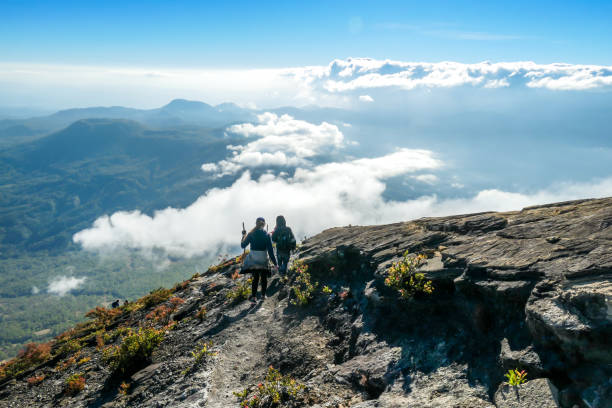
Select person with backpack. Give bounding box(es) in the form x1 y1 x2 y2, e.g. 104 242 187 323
241 217 277 301
271 215 296 275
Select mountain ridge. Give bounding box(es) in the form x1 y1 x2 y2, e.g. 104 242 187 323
1 197 610 407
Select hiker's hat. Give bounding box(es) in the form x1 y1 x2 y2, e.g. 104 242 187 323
256 217 265 223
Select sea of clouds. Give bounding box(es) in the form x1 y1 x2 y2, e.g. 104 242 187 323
73 111 612 258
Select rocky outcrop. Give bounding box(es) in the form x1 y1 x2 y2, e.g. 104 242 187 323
0 197 610 407
296 197 612 407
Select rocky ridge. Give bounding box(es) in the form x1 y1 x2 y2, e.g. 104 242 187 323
0 197 610 407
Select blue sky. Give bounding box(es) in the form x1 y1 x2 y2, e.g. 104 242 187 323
2 0 612 67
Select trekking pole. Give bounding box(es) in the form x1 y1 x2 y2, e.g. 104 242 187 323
241 222 246 256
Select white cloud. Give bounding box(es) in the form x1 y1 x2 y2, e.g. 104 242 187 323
73 135 612 258
74 148 442 257
201 163 219 172
48 276 86 296
412 174 439 184
291 58 612 93
202 113 345 175
1 59 610 109
359 95 374 102
31 286 40 295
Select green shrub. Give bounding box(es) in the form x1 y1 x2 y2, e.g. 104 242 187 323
57 339 82 357
384 252 433 299
102 327 164 375
226 278 252 302
505 369 527 387
234 366 305 408
289 260 318 306
103 326 130 344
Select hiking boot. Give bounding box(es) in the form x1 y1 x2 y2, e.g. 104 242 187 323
248 295 256 302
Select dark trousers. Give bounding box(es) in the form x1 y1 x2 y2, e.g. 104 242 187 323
277 250 290 275
251 270 268 297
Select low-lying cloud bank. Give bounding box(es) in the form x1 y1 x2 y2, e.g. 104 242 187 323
74 112 612 257
74 148 443 257
2 58 611 109
47 276 87 296
74 151 612 258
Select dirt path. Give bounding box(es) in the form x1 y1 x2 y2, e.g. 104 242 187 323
206 278 281 408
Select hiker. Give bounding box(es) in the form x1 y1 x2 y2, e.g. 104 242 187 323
271 215 296 275
241 217 277 301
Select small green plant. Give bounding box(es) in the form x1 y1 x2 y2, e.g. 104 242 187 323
289 260 318 306
65 373 86 395
504 369 527 387
226 278 252 302
191 340 215 364
322 285 332 294
233 388 249 401
233 366 305 408
102 327 164 375
384 252 433 299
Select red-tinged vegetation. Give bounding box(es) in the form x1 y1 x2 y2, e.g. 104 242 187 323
26 374 45 386
141 288 173 308
18 342 52 363
145 305 173 325
169 297 185 308
65 373 86 395
85 306 122 326
196 306 207 321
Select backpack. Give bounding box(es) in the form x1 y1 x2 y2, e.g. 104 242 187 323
275 227 296 251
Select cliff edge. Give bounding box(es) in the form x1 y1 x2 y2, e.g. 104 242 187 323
1 197 610 407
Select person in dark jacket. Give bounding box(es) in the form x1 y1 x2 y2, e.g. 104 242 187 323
241 217 277 301
271 215 296 276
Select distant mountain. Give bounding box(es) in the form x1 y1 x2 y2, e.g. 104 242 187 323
0 99 256 146
0 118 241 254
